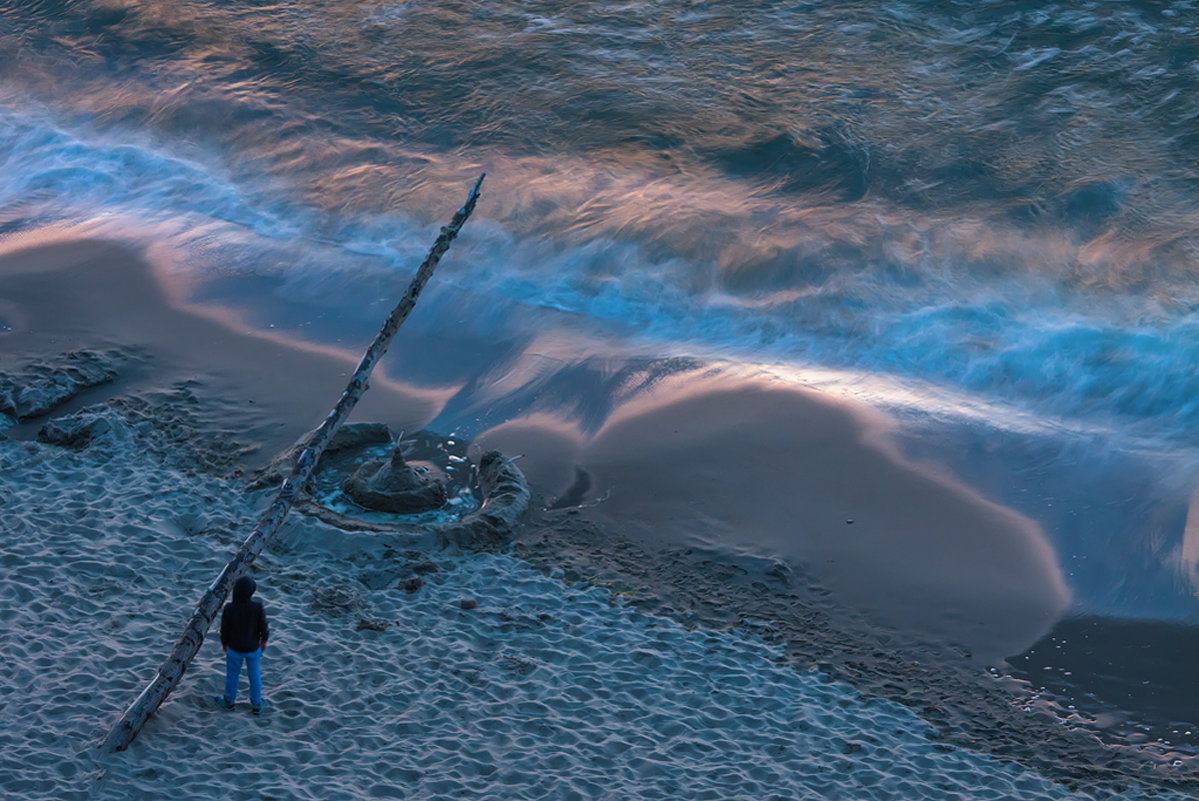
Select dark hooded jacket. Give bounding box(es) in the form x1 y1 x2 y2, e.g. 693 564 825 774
220 576 269 654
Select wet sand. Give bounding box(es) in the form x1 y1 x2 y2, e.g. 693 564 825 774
1 234 1069 664
1009 615 1199 748
477 373 1070 663
0 234 451 458
3 236 1197 796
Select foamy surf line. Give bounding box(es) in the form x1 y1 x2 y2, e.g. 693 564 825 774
4 98 1199 455
1 235 1197 796
0 425 1192 801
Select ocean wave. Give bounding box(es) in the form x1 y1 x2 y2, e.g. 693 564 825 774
2 0 1199 454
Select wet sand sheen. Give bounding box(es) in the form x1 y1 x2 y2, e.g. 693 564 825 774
480 376 1071 663
8 233 1199 789
0 235 452 457
1 234 1068 662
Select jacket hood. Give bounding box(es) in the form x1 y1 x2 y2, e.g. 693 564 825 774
232 575 257 603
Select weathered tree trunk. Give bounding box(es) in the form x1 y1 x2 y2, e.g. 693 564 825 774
100 174 485 752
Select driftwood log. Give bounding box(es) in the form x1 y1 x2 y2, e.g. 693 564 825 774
100 174 485 752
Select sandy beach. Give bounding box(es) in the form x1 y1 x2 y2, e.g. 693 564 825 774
5 0 1199 796
1 238 1197 800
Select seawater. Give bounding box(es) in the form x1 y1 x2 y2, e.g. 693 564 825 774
3 0 1199 738
2 0 1197 441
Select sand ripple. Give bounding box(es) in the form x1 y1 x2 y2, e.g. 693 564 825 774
0 427 1190 800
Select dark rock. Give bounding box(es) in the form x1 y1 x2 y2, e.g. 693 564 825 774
402 575 425 593
457 597 478 610
548 466 591 509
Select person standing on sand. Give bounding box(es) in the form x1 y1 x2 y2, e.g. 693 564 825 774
216 575 269 714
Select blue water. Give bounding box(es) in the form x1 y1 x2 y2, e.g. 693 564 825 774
3 2 1199 629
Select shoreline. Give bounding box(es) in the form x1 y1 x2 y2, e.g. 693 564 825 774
2 371 1195 799
2 236 1197 797
0 234 1073 662
0 234 453 461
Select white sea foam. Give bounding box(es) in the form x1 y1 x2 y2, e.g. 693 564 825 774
2 93 1199 456
2 0 1198 793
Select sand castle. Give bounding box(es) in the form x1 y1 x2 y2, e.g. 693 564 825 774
341 443 449 514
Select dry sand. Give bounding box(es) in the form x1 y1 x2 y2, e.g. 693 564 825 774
1 407 1192 800
1 237 1196 799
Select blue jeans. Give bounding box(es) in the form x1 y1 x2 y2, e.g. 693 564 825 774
224 647 262 705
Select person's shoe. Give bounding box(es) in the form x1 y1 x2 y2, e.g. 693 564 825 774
215 695 235 710
250 701 265 716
